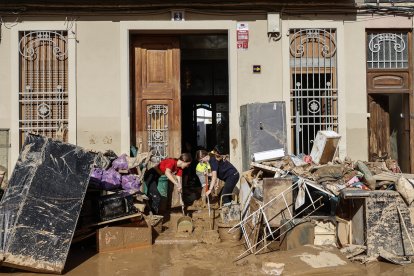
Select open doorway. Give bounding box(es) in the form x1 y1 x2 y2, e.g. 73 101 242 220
368 93 410 172
130 33 229 162
180 34 229 155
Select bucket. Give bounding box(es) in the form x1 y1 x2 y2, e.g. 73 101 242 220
217 221 241 242
177 216 193 234
220 193 241 224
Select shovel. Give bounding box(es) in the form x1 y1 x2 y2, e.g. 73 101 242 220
176 190 193 235
179 191 185 216
205 174 211 218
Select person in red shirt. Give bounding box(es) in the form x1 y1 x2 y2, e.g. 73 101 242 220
144 153 192 214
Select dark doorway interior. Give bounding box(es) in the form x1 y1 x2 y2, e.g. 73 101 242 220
180 34 229 155
368 93 410 172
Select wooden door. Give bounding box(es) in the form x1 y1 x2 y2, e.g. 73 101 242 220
132 36 181 160
368 95 390 161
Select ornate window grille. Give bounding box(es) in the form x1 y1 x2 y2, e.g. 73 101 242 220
290 29 338 155
367 32 408 69
147 104 168 162
19 31 68 145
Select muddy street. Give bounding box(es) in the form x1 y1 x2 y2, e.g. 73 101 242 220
1 242 414 275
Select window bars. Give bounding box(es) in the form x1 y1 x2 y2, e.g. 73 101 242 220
290 29 338 155
18 31 68 145
367 32 408 69
147 104 169 162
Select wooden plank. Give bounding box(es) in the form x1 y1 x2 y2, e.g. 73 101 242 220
0 134 97 273
86 213 142 227
250 162 284 174
97 220 152 253
263 178 293 228
243 196 262 253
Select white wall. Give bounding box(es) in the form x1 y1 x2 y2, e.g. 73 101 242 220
76 21 122 153
237 20 284 105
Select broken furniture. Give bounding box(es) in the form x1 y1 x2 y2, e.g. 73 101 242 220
231 177 328 260
310 130 341 165
338 189 414 257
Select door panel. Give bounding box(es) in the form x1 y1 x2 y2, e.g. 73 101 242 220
368 95 390 160
141 43 175 98
133 36 181 160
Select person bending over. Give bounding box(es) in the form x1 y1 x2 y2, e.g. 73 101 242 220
144 153 192 213
195 149 239 206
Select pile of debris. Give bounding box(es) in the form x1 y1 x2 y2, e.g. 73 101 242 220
235 130 414 265
74 148 159 249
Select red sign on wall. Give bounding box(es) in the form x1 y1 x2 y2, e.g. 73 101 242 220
237 23 249 50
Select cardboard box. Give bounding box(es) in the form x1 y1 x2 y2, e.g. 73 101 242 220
97 220 152 253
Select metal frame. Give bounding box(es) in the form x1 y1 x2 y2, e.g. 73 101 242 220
231 177 331 260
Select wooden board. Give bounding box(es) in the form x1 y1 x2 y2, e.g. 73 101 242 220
280 221 314 251
97 220 152 253
263 178 293 228
243 196 262 253
0 134 96 273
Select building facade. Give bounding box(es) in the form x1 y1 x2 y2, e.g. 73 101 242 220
0 0 414 174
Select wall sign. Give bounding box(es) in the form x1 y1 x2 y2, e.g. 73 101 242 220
237 22 249 50
253 65 261 73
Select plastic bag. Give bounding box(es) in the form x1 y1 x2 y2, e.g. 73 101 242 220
396 177 414 206
121 174 140 194
100 168 122 190
90 168 103 181
112 154 129 171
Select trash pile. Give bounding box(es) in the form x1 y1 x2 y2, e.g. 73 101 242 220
75 148 160 249
0 130 414 274
234 130 414 265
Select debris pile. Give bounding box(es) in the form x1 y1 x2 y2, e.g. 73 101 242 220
0 129 413 274
234 130 414 265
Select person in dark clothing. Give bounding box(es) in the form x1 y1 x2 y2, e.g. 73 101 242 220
144 153 192 214
195 149 239 205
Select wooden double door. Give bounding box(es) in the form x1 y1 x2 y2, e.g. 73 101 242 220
131 36 181 160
